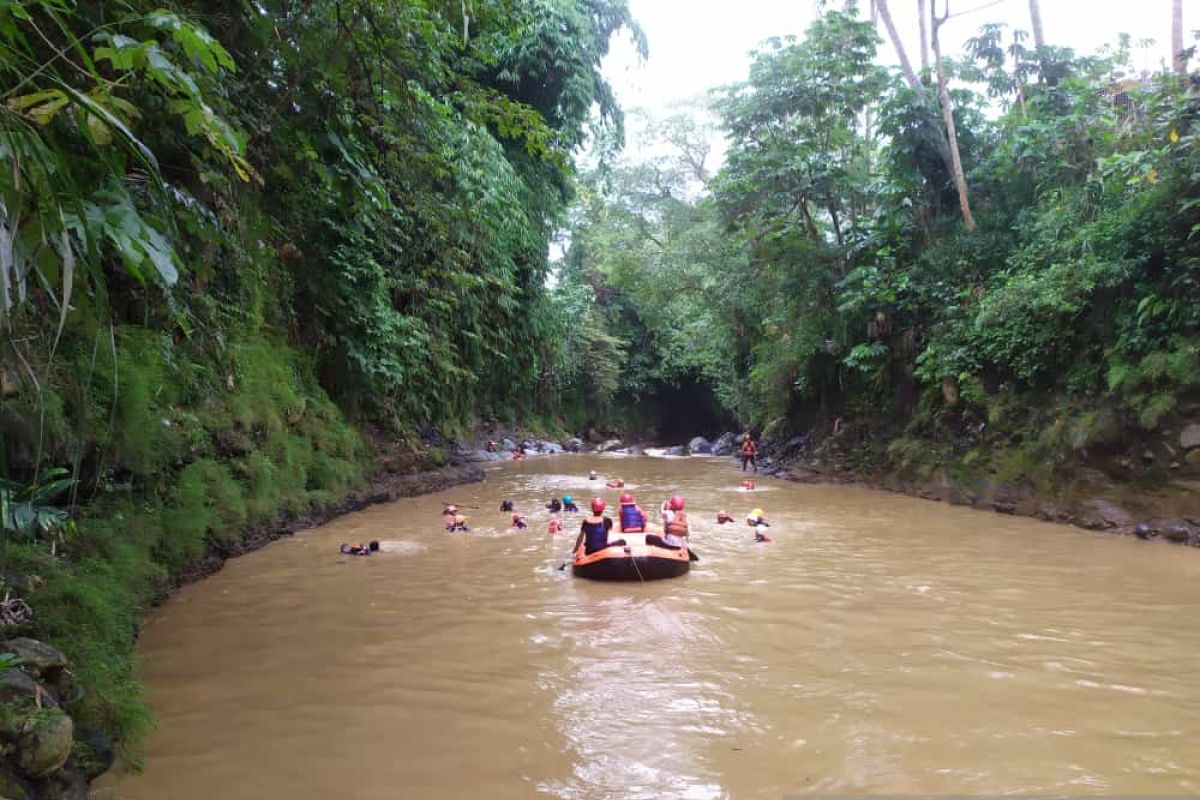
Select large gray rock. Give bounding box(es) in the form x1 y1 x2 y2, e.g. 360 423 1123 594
562 437 584 452
597 439 624 453
1180 423 1200 450
3 638 70 696
16 708 73 778
687 436 712 455
500 437 515 452
0 670 54 712
711 432 737 456
533 440 564 454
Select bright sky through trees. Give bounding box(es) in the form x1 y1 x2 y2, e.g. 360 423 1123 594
604 0 1186 154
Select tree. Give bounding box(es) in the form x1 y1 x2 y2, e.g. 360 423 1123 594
1028 0 1045 50
1173 0 1186 75
874 0 921 90
918 0 930 71
931 0 977 230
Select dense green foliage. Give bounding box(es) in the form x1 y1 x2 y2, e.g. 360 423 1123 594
555 10 1200 482
1 0 638 754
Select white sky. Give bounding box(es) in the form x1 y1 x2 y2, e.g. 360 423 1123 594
603 0 1189 153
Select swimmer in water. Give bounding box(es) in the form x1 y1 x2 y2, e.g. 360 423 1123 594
340 541 379 556
605 477 625 489
589 470 598 480
562 495 579 513
746 508 771 542
716 509 735 525
511 512 529 531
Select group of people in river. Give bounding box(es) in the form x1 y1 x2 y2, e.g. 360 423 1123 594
342 432 770 556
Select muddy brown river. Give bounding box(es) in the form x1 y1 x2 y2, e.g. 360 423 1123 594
98 455 1200 799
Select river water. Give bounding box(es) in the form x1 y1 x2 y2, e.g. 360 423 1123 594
100 455 1200 799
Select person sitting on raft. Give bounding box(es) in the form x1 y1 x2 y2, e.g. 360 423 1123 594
340 541 379 556
716 509 735 525
574 498 626 554
446 514 469 532
562 495 579 513
646 495 688 550
618 492 648 533
500 499 514 512
605 477 625 488
746 508 771 542
511 512 529 531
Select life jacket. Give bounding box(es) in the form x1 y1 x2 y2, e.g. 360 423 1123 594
581 516 612 552
741 438 756 456
664 510 689 538
619 504 645 532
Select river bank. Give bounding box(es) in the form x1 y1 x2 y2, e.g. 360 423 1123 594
0 450 484 800
757 423 1200 548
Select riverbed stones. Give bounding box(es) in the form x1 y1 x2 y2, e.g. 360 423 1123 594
0 671 55 713
597 439 623 453
687 436 711 454
2 640 70 698
562 437 583 452
1180 423 1200 450
711 432 737 456
15 709 72 779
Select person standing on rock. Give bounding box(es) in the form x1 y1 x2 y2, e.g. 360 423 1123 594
740 432 757 473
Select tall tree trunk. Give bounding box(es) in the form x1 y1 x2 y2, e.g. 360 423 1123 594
1173 0 1187 75
874 0 921 90
918 0 930 72
932 0 976 231
1028 0 1045 49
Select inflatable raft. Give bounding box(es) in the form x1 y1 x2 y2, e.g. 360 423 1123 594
572 532 690 581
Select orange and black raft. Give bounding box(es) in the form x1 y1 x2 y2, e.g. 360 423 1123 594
572 532 690 581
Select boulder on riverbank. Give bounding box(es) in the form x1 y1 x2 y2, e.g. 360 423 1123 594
687 436 712 455
711 432 737 456
0 639 90 800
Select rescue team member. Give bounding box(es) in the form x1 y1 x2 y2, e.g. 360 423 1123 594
646 495 688 550
574 498 626 554
740 432 757 473
746 508 771 542
618 493 647 533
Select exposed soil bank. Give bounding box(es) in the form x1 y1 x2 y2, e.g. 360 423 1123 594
765 449 1200 547
172 462 485 590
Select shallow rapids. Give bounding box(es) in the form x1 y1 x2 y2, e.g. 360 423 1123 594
100 455 1200 799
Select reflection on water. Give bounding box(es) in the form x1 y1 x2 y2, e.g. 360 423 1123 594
101 456 1200 799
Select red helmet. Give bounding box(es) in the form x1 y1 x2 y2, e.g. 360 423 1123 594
590 497 605 514
669 495 685 511
619 493 634 505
